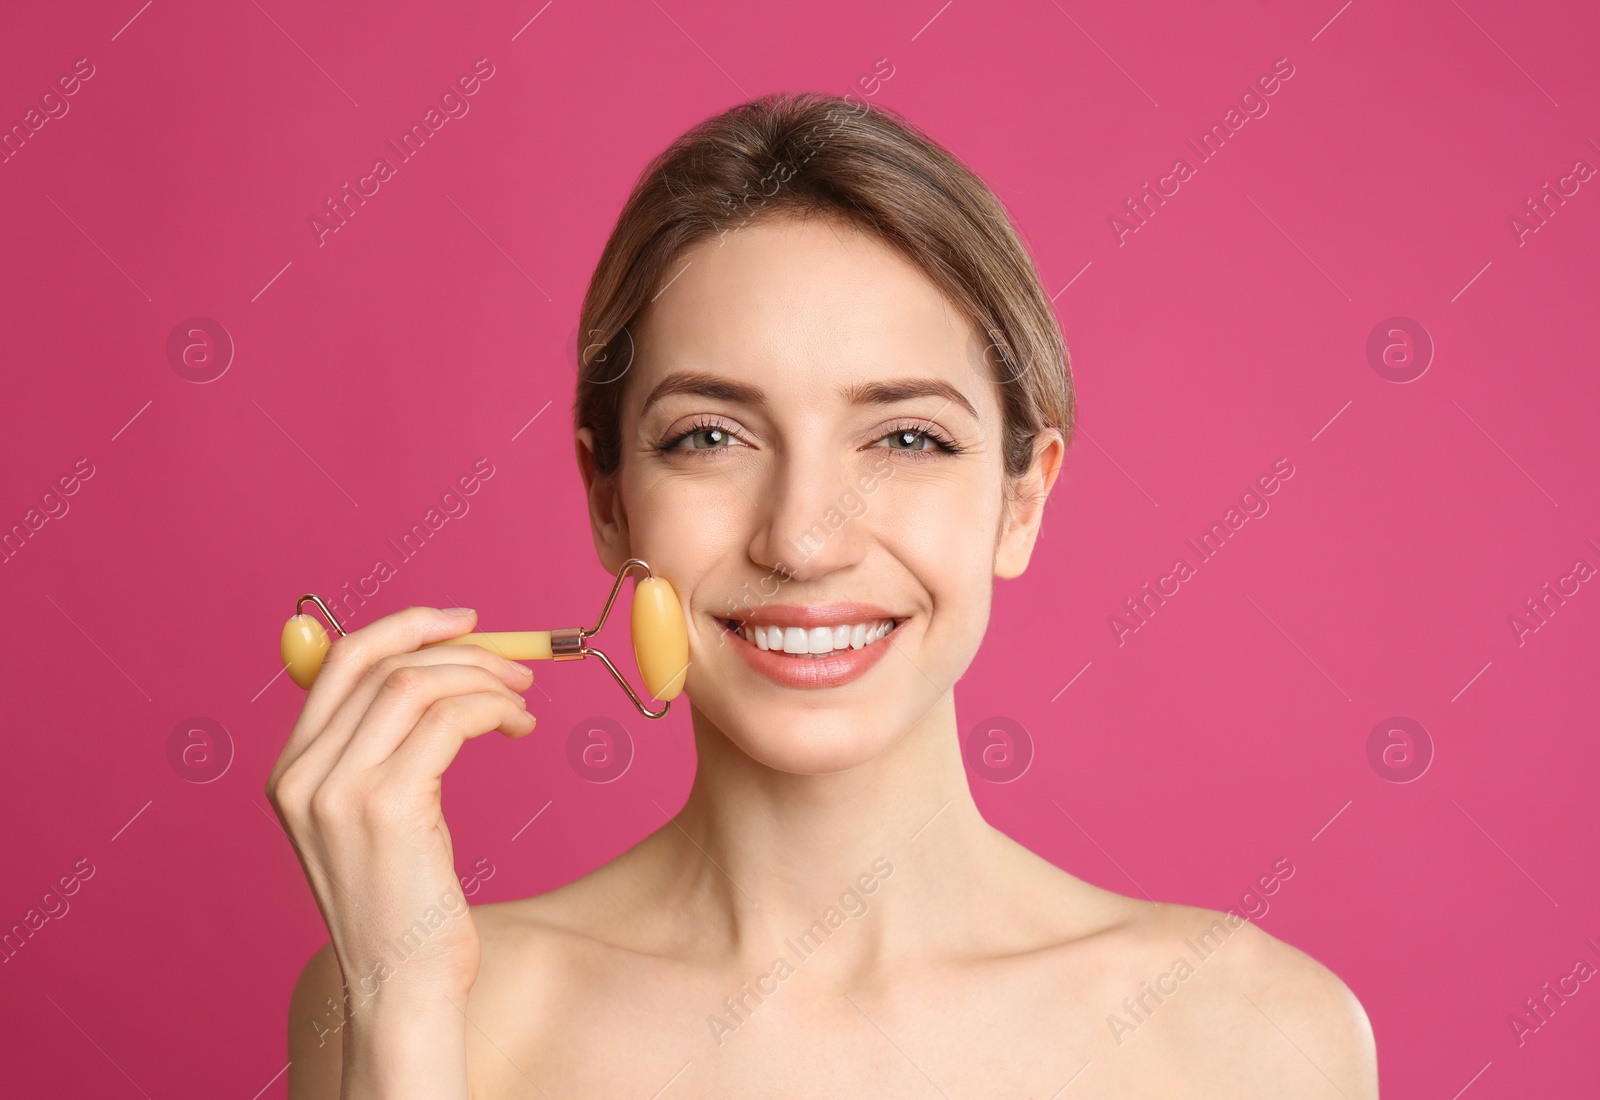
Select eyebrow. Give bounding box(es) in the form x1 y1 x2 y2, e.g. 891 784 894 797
639 370 979 421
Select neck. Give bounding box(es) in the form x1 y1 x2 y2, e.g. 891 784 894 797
650 690 1015 974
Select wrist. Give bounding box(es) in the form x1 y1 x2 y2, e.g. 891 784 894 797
341 1004 470 1100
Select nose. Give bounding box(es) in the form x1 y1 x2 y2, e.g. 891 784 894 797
747 449 873 583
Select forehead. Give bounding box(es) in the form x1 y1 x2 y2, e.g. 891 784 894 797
628 215 993 415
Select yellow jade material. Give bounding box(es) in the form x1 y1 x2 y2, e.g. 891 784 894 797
422 631 554 661
279 566 687 715
631 576 688 701
281 614 331 690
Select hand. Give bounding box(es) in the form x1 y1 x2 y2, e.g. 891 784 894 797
265 606 537 1020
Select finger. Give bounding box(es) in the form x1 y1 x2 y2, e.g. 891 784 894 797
277 637 533 782
286 606 483 755
369 690 537 794
325 662 532 775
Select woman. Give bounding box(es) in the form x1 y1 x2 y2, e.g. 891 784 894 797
269 92 1378 1098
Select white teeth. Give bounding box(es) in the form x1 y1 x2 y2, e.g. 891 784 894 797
734 618 896 655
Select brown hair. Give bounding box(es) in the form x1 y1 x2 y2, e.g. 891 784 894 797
573 91 1074 507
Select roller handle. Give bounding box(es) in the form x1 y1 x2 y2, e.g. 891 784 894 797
424 631 555 661
278 560 689 719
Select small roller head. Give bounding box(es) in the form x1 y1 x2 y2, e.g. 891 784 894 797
282 613 331 690
631 576 688 701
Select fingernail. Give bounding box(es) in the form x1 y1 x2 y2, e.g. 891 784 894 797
442 607 476 617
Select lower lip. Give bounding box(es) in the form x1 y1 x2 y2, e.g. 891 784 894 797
717 619 899 689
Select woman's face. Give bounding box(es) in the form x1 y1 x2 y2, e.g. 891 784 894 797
577 214 1060 774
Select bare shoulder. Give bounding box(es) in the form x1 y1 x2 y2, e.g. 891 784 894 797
1122 900 1378 1098
286 940 344 1100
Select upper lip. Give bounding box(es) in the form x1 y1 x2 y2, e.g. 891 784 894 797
716 602 902 629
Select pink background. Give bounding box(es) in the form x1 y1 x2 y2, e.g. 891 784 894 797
2 0 1597 1095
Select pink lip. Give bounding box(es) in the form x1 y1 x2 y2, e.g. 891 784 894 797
719 602 900 629
716 614 902 689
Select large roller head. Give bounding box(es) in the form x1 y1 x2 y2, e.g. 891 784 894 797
631 576 688 701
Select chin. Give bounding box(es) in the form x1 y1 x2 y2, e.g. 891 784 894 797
688 691 912 774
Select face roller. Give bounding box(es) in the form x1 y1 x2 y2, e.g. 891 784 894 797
278 558 689 719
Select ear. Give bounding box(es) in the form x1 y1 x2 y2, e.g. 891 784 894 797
994 429 1065 580
575 426 630 574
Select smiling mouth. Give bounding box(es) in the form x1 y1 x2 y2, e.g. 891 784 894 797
716 617 902 657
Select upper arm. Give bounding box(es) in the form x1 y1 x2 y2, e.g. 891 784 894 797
287 940 345 1100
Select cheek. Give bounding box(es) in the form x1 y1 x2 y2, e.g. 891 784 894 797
876 473 1002 584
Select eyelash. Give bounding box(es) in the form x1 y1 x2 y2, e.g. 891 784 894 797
656 417 967 459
